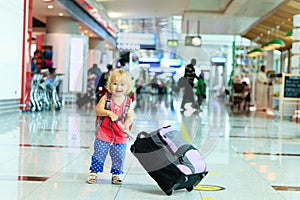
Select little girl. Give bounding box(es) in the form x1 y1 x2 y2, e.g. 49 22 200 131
87 69 134 185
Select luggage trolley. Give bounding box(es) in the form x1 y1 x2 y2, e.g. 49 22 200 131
29 72 51 111
46 73 64 111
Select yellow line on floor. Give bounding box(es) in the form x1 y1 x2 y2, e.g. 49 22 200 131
180 122 191 143
208 171 220 175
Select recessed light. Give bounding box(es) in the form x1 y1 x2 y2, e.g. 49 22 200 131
47 5 53 9
59 12 64 16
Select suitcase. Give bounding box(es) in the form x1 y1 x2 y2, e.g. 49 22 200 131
130 126 208 195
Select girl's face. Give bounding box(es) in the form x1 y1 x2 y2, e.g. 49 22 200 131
110 76 129 97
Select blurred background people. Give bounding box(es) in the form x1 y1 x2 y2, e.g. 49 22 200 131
178 58 198 111
195 73 206 112
178 76 195 112
88 63 101 77
135 76 144 95
184 58 197 88
150 75 158 95
95 64 113 103
256 65 269 111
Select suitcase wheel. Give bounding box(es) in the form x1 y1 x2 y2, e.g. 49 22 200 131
183 176 188 182
186 186 194 192
165 190 173 196
130 145 135 153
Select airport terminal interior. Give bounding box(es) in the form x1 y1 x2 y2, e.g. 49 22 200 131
1 0 300 199
1 93 300 200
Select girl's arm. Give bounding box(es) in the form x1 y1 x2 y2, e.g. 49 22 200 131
95 96 118 121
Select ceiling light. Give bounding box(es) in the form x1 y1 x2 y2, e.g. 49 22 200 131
247 48 264 57
268 39 285 49
47 5 53 9
59 13 64 16
261 42 273 50
267 25 285 49
261 39 285 51
285 30 293 40
107 12 122 18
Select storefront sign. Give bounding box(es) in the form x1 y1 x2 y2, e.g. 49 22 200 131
283 74 300 99
280 73 300 120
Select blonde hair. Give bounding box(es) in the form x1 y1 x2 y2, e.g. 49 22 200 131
106 69 132 94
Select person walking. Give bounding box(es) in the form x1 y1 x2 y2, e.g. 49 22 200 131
135 76 144 94
195 73 206 112
178 58 198 111
184 58 198 88
150 75 158 94
87 69 134 185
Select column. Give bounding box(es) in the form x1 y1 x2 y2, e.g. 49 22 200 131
291 14 300 74
20 0 33 111
88 38 101 72
45 16 89 93
89 38 105 72
266 51 274 71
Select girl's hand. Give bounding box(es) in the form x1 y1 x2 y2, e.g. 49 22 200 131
123 122 130 131
109 112 118 121
117 121 129 133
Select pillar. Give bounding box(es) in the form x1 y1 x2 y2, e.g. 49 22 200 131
44 16 89 93
88 38 107 72
291 14 300 74
20 0 33 110
266 51 274 71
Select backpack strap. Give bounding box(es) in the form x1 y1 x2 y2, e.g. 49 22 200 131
122 95 131 121
95 93 112 131
96 94 131 132
105 93 112 110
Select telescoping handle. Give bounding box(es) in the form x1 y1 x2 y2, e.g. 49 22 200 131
116 121 135 140
136 131 149 138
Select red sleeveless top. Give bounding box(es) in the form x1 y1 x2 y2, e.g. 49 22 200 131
95 98 128 144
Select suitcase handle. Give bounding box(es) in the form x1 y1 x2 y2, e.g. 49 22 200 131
137 131 148 138
116 121 135 140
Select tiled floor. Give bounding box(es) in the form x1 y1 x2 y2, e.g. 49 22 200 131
0 93 300 200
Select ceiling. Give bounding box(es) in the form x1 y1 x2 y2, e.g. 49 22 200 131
100 0 283 34
32 0 100 38
32 0 300 50
242 0 300 49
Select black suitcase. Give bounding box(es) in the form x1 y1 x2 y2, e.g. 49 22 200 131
130 126 208 195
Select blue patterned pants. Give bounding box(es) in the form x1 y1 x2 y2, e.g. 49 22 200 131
89 138 127 175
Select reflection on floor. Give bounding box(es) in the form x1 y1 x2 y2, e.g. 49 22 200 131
0 93 300 200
